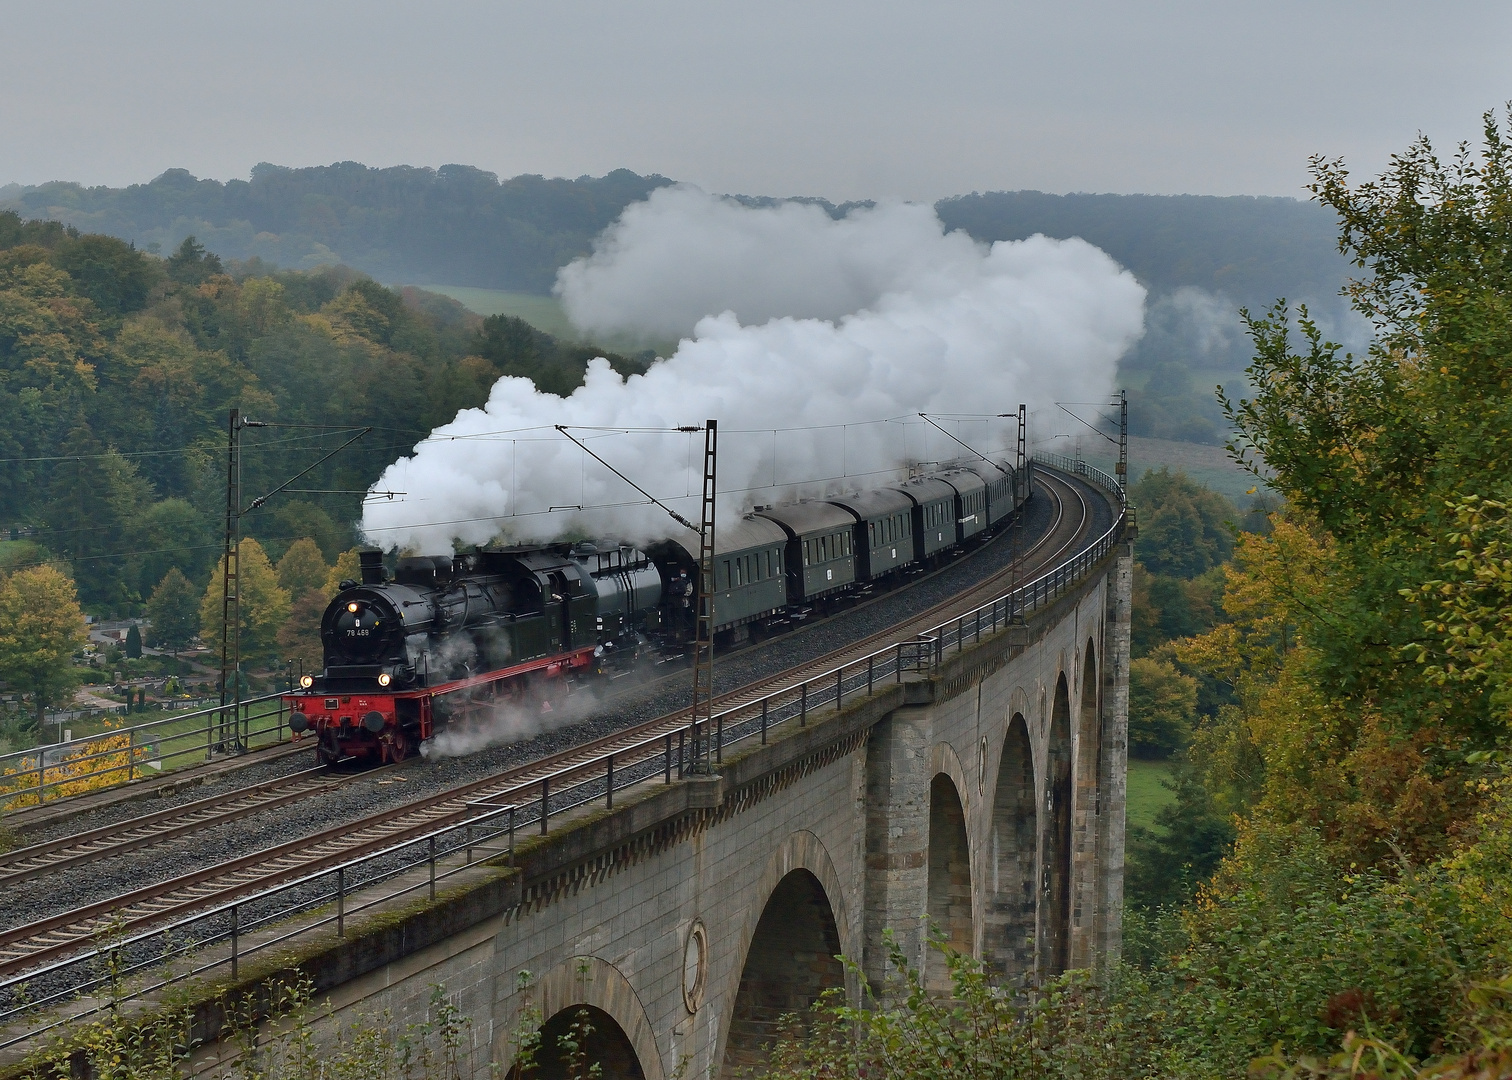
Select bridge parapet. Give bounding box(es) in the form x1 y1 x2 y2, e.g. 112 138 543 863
0 462 1132 1080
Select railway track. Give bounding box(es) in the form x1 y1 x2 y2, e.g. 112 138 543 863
0 469 1102 980
0 768 358 889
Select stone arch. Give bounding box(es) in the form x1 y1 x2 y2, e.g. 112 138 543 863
985 711 1036 981
926 772 973 993
929 740 973 822
719 868 845 1079
537 1006 645 1080
1042 672 1074 976
511 955 664 1080
721 830 855 1004
1069 638 1103 969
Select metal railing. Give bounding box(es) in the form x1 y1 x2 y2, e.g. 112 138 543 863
0 461 1126 1048
1034 452 1125 503
0 694 295 812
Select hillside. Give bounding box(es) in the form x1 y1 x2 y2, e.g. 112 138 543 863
0 165 673 294
1 166 1359 443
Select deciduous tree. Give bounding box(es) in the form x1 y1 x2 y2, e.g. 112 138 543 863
277 590 328 677
275 538 329 600
0 565 87 733
1128 656 1197 758
324 548 364 596
198 539 290 664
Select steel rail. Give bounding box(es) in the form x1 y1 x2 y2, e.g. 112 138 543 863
0 768 360 889
0 471 1078 980
0 463 1122 1048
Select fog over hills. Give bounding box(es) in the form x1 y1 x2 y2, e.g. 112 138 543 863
0 163 1359 444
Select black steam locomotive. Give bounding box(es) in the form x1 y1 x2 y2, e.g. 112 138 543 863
285 457 1032 764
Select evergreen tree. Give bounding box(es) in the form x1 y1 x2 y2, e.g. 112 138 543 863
165 235 223 285
145 567 200 654
124 623 141 659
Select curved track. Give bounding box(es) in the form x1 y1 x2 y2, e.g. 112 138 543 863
0 468 1105 979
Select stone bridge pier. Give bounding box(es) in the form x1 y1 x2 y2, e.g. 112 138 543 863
184 519 1131 1080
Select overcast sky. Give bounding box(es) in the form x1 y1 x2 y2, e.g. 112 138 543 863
2 1 1509 202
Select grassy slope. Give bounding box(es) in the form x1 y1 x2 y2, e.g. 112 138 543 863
1077 435 1261 503
407 286 579 339
1126 758 1177 833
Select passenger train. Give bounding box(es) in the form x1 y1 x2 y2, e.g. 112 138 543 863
284 456 1032 765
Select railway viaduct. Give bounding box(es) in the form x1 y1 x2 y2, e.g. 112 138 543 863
163 466 1132 1080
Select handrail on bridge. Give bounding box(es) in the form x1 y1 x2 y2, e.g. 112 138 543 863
0 459 1128 1050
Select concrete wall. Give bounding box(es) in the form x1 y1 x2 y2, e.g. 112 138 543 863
182 543 1131 1080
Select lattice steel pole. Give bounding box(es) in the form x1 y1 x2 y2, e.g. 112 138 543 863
1009 403 1027 623
688 420 717 774
218 409 242 753
1116 389 1128 495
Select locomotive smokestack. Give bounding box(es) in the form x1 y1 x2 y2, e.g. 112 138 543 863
359 549 386 585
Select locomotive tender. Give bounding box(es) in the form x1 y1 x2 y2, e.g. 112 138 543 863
285 456 1032 764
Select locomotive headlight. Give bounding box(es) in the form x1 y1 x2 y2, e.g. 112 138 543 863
377 672 392 687
300 674 314 689
347 602 360 613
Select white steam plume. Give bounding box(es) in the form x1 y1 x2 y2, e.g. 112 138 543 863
362 188 1145 554
556 188 975 343
420 686 602 760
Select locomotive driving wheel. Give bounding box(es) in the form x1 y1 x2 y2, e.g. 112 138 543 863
383 727 412 764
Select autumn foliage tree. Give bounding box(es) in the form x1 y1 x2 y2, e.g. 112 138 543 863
1202 110 1512 864
275 538 329 600
198 539 290 665
0 565 87 733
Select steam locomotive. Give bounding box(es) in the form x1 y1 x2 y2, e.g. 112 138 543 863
285 457 1032 764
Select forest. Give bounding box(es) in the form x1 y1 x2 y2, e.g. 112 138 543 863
2 165 1356 446
0 211 647 737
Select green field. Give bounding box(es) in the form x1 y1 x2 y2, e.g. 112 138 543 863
1126 758 1177 833
1078 435 1263 503
410 286 579 339
409 284 680 357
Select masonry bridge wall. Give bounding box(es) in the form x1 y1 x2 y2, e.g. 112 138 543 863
187 540 1132 1080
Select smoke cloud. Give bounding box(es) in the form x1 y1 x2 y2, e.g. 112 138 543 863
362 187 1145 554
556 187 979 343
420 686 601 760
